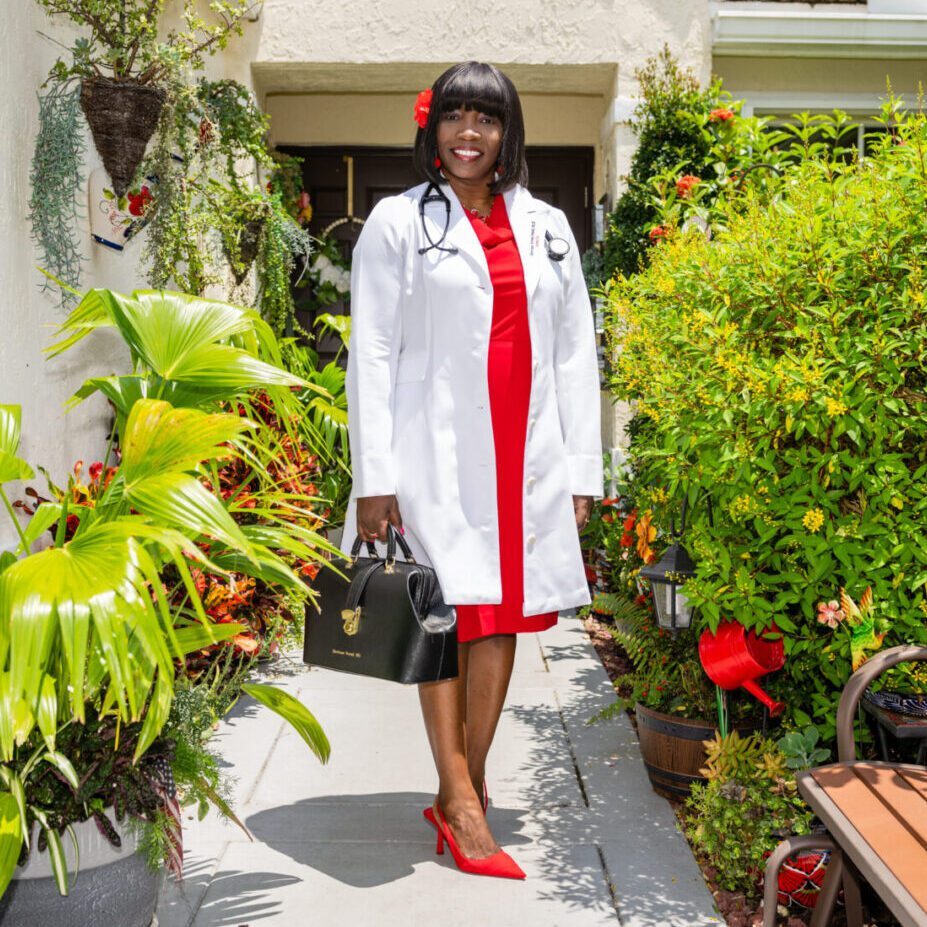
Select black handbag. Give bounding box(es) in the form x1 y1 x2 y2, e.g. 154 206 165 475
303 523 459 683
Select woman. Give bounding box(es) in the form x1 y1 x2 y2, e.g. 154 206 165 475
339 60 603 879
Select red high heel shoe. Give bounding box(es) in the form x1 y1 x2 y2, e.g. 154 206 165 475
423 800 526 880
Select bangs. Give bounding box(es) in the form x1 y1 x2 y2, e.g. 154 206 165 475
438 65 507 120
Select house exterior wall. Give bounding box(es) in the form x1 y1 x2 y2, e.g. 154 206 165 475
3 0 924 547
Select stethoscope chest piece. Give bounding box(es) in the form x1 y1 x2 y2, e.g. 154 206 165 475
545 230 570 262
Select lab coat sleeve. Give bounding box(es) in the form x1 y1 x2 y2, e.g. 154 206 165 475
345 196 408 497
551 209 605 499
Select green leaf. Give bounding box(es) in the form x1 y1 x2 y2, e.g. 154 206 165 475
42 752 80 791
36 676 58 753
0 524 176 756
0 792 23 899
126 472 255 559
0 406 34 484
121 399 251 482
242 684 331 763
31 808 67 896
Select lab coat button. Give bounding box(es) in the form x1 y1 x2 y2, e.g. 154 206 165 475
527 533 536 545
526 475 537 489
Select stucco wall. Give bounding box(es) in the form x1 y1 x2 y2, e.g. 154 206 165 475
0 4 260 550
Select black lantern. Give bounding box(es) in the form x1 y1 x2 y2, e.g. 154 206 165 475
639 498 699 631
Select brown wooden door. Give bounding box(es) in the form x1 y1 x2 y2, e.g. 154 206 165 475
277 145 594 363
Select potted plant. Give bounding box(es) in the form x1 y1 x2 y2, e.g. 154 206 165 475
0 286 342 920
35 0 261 196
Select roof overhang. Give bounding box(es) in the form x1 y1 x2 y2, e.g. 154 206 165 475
712 3 927 57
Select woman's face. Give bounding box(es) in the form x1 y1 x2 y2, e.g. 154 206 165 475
435 105 503 185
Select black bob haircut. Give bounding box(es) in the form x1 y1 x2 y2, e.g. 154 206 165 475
413 61 528 196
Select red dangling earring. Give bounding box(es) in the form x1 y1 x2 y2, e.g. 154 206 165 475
496 161 504 175
434 156 442 169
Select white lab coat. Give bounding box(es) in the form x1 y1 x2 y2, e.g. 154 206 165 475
338 178 604 616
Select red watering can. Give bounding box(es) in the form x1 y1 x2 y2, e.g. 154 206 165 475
698 621 786 716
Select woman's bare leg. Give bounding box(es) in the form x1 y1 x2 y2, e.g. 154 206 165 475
417 633 517 857
462 633 517 800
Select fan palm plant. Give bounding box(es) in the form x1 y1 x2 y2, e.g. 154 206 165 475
0 286 340 898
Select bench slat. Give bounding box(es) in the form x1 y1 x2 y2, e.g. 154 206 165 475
810 763 927 912
897 766 927 803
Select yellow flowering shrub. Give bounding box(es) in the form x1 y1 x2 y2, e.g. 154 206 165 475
603 101 927 737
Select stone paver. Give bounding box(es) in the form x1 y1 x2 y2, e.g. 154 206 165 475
156 613 722 927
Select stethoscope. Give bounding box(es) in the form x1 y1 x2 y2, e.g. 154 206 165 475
418 181 571 262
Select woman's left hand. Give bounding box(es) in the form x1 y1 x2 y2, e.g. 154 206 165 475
573 495 594 532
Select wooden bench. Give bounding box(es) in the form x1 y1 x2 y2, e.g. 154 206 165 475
763 645 927 927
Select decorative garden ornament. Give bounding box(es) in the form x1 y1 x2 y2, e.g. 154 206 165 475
698 620 786 716
639 497 698 631
88 166 157 251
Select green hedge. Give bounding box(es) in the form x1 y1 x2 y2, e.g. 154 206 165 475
604 104 927 738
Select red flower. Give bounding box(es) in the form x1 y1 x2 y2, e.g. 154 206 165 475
89 461 103 482
413 88 433 129
648 225 667 242
602 513 614 524
623 514 637 532
620 533 634 548
675 174 701 198
127 185 154 217
601 496 621 507
709 107 735 123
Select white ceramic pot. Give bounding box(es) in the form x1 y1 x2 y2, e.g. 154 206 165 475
0 811 162 927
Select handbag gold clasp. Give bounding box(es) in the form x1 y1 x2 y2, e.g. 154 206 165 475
341 606 362 635
384 557 396 574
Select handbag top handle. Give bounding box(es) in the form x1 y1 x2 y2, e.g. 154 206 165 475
348 523 416 564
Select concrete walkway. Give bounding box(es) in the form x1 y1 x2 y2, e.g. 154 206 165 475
156 612 722 927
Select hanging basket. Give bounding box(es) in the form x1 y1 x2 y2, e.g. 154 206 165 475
225 217 266 285
79 77 166 198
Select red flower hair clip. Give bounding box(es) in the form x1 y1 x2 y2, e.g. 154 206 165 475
413 88 432 129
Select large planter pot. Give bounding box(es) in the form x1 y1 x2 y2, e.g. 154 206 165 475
634 703 758 800
0 812 162 927
80 77 166 198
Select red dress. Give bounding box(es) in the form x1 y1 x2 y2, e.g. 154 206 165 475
455 194 559 642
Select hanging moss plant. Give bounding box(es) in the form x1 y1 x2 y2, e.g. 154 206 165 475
138 76 312 334
29 81 86 309
257 196 313 337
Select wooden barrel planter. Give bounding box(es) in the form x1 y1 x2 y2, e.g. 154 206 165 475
635 703 758 800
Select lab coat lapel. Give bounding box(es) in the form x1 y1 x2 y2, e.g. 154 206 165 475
434 181 541 298
437 181 491 285
504 184 542 300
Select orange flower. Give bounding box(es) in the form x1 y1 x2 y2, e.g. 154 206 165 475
675 174 701 198
648 225 667 242
635 510 658 563
709 107 735 123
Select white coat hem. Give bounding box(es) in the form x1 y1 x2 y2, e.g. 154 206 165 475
443 585 592 618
